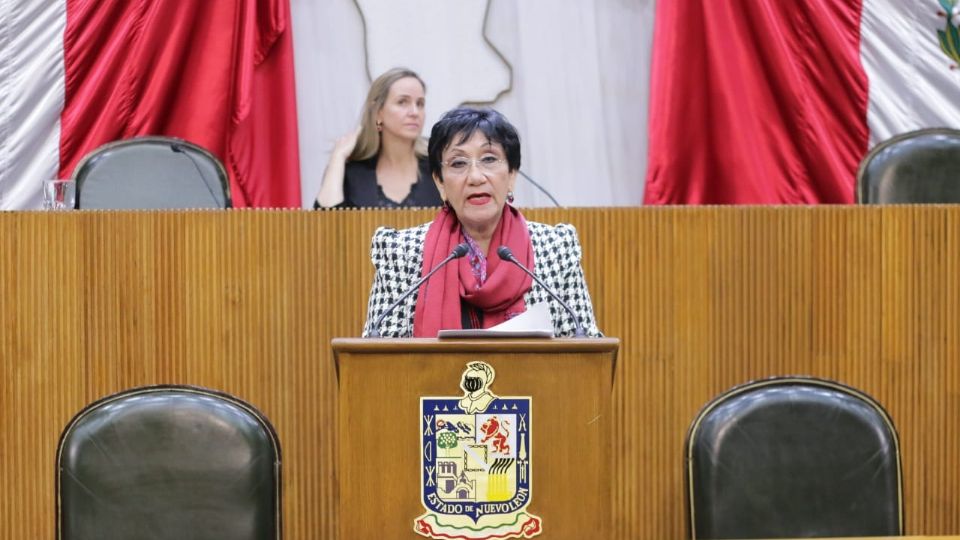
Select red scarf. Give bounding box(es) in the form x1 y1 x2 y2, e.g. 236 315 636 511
413 205 534 337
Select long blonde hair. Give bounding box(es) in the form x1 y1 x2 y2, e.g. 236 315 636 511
350 68 428 161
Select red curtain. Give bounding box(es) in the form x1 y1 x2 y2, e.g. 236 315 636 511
644 0 869 204
60 0 300 207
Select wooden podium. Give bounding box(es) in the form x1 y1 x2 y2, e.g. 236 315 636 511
333 338 619 539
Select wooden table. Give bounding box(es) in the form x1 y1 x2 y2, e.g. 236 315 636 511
2 207 960 538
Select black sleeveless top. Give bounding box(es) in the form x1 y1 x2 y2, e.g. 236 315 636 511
314 155 443 209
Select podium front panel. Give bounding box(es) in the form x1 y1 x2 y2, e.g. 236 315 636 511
334 338 618 540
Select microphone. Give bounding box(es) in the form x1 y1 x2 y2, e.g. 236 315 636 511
170 142 225 208
517 170 561 207
367 243 469 338
497 245 586 337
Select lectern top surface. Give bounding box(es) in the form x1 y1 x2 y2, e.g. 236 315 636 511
331 337 620 354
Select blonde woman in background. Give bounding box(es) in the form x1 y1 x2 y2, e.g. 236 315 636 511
314 68 443 208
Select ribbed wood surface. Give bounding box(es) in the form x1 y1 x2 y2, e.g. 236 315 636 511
1 207 958 539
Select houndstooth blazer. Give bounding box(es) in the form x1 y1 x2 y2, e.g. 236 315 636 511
362 221 602 338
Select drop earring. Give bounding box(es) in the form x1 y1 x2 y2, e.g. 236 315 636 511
507 191 515 204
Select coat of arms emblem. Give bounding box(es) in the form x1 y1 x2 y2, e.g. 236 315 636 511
415 361 542 539
937 0 960 67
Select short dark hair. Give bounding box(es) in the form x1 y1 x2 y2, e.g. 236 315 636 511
428 107 521 181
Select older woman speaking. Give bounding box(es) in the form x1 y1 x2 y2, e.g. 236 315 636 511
362 107 601 338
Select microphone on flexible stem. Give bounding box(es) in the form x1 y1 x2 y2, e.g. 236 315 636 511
368 243 470 338
518 170 561 208
497 246 586 337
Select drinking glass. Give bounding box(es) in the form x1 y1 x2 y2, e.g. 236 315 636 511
42 180 76 210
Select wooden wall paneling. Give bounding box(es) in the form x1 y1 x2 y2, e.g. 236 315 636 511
2 208 960 539
1 212 84 539
882 207 922 533
945 209 960 534
905 206 954 533
297 210 339 539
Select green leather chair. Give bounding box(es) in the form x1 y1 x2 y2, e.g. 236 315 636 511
73 136 231 209
857 127 960 203
686 377 903 539
57 385 280 540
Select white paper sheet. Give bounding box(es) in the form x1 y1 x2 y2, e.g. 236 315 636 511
437 303 553 339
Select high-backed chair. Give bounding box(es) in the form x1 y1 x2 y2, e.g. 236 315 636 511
57 385 280 540
73 136 231 209
686 377 902 539
857 127 960 203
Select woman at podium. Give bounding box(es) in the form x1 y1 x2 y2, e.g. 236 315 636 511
362 107 601 338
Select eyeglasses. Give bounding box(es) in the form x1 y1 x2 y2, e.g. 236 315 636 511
441 156 507 176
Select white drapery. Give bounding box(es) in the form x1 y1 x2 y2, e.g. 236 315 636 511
0 0 654 209
861 0 960 145
0 0 65 210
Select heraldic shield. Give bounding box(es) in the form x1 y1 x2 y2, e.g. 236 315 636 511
415 361 542 539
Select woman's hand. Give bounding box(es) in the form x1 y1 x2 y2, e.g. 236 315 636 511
331 127 361 162
316 127 361 208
